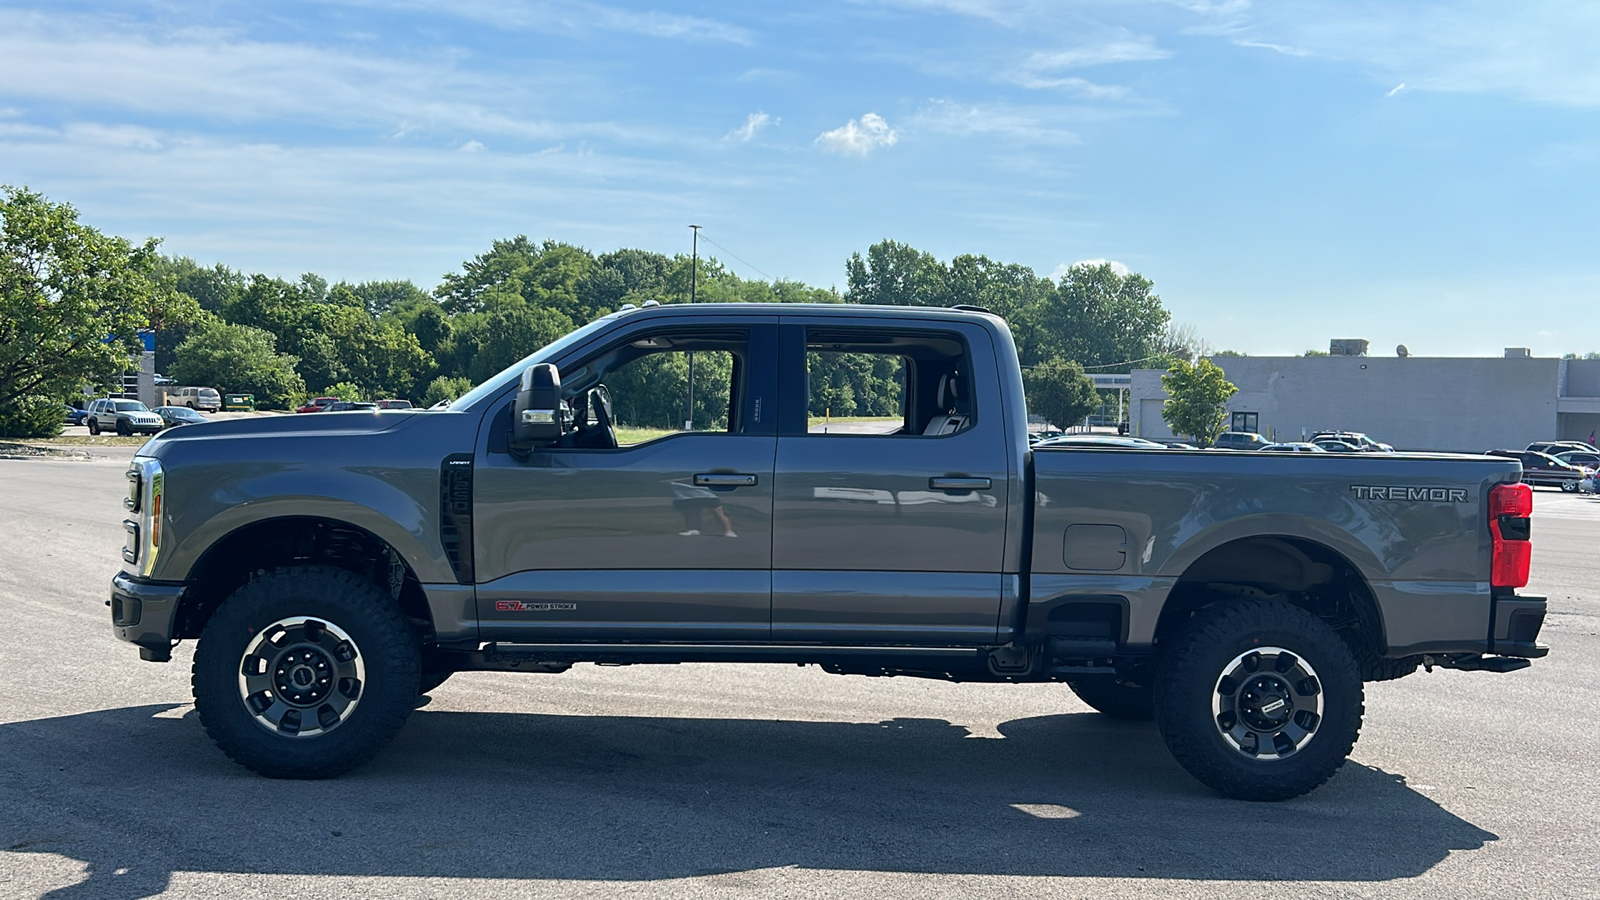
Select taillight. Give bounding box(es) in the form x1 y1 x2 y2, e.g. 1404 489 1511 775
1489 482 1532 588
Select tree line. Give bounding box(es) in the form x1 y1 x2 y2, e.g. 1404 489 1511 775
1 187 1208 437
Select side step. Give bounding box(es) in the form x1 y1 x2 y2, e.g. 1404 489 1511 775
436 642 985 670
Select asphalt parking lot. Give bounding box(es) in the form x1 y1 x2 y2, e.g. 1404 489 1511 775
1 452 1597 899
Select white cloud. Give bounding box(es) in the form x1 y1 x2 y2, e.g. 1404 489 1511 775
910 100 1081 144
1003 34 1165 95
816 113 898 155
459 140 486 152
1385 83 1407 98
1053 259 1131 279
725 112 776 142
0 10 670 146
320 0 754 45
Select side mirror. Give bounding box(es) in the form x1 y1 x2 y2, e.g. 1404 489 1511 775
512 363 570 447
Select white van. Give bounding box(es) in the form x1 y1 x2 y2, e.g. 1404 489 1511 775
170 386 221 412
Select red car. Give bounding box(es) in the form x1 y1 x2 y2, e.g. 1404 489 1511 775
295 396 341 413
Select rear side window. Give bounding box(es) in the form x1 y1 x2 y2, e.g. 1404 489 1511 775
796 328 973 438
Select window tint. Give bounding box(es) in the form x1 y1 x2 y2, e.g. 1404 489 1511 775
113 401 148 411
801 329 970 437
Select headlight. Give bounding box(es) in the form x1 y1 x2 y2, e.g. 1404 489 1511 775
122 458 164 576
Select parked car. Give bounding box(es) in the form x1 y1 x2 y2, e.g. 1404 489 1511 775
1035 435 1168 450
1310 431 1394 452
1484 449 1590 492
374 399 414 410
1260 442 1327 453
153 406 210 428
1312 439 1362 453
85 398 164 436
1527 441 1599 457
62 406 88 426
169 386 222 413
1554 450 1600 469
295 397 342 413
1156 440 1199 450
1212 431 1272 450
322 401 379 412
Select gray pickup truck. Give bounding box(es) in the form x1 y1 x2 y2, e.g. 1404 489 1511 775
110 304 1547 800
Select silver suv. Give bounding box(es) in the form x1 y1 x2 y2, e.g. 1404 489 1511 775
1212 431 1271 450
86 398 164 436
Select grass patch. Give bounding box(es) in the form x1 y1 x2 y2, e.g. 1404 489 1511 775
807 416 901 426
615 425 681 445
14 434 155 447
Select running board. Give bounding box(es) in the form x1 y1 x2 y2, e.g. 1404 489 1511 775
437 642 986 669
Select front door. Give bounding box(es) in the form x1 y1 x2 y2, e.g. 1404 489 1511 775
769 318 1011 644
473 321 779 641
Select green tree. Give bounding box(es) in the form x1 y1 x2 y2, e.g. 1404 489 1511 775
844 239 947 306
1025 358 1099 429
1031 263 1170 371
170 322 305 409
1161 358 1238 446
0 187 178 433
421 375 474 408
322 381 365 403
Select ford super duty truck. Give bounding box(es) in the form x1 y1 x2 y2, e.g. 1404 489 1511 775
109 303 1548 800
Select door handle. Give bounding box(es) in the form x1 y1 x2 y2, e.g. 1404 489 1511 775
694 473 758 487
930 477 991 491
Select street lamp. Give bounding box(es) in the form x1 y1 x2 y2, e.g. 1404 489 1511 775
685 224 700 431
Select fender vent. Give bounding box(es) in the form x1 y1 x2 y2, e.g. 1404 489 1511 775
440 454 475 584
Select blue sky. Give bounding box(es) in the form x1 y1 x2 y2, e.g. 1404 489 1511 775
2 0 1597 356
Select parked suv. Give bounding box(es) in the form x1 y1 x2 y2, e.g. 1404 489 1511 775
1485 449 1589 492
1527 441 1599 457
86 398 164 436
1212 431 1271 450
169 386 221 412
1310 431 1394 452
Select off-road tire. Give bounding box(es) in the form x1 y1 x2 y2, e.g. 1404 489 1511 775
1155 600 1363 801
192 566 420 779
1069 677 1155 720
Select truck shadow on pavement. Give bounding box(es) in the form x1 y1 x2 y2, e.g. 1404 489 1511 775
2 703 1496 898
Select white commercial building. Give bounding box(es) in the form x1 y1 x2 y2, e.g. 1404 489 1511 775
1130 351 1600 453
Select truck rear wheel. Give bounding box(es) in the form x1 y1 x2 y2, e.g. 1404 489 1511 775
192 566 420 779
1068 677 1154 720
1155 600 1363 801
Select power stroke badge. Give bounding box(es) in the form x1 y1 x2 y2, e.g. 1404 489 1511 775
494 601 578 612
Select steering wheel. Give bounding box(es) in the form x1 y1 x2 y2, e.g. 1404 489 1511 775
582 384 617 449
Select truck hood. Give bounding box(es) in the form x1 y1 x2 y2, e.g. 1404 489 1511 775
146 411 418 444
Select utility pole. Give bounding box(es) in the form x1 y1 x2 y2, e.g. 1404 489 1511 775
685 224 700 431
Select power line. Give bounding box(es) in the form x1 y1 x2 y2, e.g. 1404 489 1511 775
696 232 774 282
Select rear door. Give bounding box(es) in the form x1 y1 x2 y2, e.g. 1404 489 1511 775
769 316 1011 644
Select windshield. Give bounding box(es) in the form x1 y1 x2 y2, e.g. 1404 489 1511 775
113 401 149 412
447 315 620 411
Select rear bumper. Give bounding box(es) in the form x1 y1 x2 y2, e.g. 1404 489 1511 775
1490 593 1549 658
110 572 185 661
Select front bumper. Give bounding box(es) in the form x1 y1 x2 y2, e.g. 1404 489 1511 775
110 572 185 661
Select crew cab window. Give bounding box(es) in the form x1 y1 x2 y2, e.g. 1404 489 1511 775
801 329 973 437
556 328 752 448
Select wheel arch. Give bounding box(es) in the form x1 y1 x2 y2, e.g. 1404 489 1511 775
174 516 435 642
1156 534 1387 665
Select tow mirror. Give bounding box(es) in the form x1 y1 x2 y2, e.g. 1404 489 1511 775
512 363 569 447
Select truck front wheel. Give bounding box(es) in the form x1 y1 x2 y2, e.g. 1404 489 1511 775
192 566 421 779
1068 677 1154 720
1155 600 1363 801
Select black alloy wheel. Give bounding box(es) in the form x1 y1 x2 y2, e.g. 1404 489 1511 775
193 566 420 779
1155 599 1363 801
